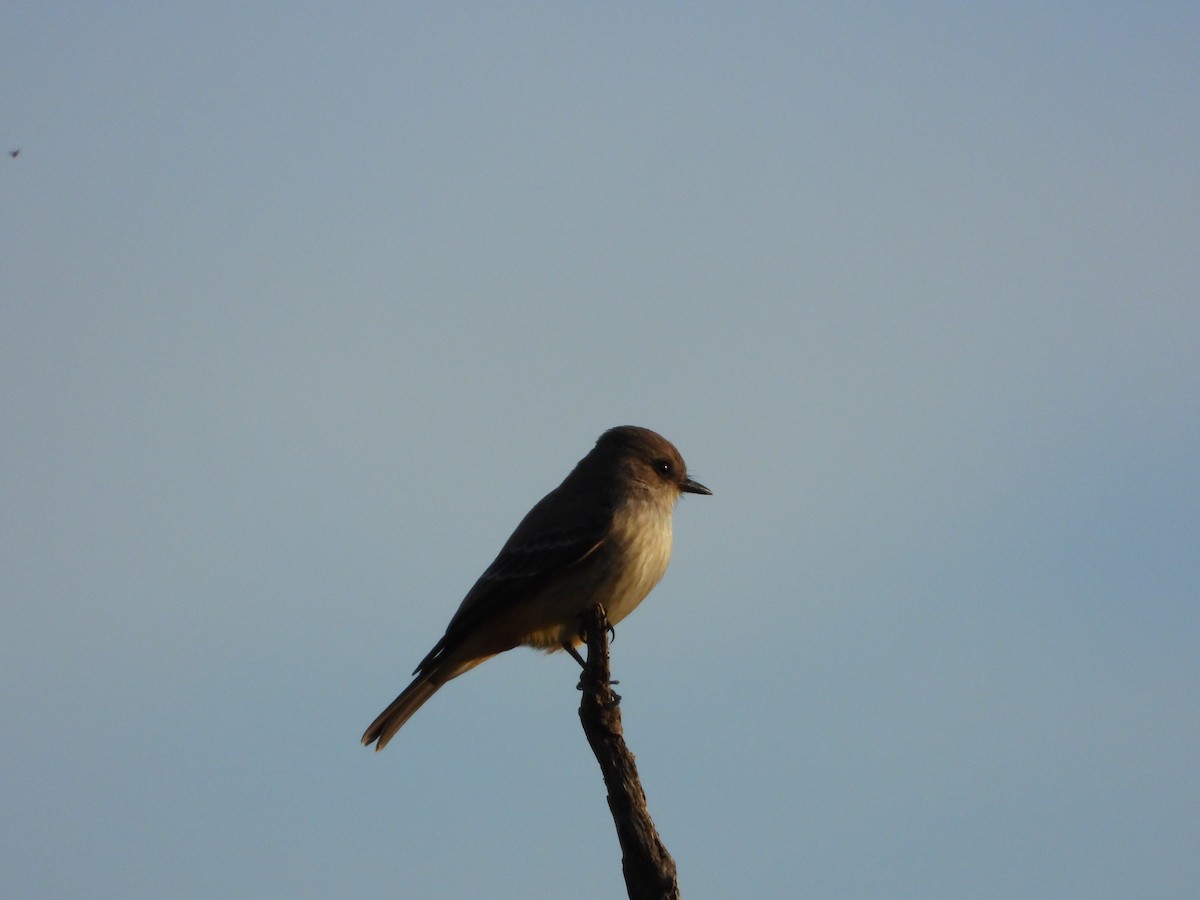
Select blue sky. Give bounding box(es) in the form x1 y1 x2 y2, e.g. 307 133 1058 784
3 4 1197 898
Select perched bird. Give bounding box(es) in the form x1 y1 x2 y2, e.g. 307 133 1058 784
362 425 711 750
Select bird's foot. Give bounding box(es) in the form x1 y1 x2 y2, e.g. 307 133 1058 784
576 679 622 707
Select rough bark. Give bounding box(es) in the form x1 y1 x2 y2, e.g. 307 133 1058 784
578 604 681 900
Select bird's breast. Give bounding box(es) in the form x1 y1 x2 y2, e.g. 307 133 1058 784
594 492 675 625
517 492 676 649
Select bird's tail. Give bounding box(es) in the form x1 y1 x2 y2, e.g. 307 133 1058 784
361 672 442 751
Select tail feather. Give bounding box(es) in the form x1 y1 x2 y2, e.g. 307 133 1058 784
361 673 442 751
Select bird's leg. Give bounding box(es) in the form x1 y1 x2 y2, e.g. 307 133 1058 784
563 642 587 668
564 638 620 697
564 641 591 692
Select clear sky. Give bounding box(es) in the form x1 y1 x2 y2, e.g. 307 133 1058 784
3 4 1197 898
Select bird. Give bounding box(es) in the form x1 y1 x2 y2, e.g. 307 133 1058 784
362 425 711 751
8 150 18 158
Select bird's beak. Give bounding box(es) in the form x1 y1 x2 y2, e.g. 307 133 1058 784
682 477 712 496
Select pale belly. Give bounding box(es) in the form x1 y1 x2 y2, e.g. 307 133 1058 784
520 496 675 649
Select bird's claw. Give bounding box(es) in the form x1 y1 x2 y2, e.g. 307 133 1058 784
575 676 620 697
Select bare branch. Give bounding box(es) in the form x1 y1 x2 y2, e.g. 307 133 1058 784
578 604 681 900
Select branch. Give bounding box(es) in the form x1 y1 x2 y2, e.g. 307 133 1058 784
578 603 681 900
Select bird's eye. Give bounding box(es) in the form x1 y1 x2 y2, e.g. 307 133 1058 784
653 459 673 477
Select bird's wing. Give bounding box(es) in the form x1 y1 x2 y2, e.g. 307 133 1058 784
412 490 613 676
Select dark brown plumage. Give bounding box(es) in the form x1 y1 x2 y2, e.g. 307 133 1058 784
361 426 710 750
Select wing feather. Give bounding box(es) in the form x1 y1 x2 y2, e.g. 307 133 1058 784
412 490 613 676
